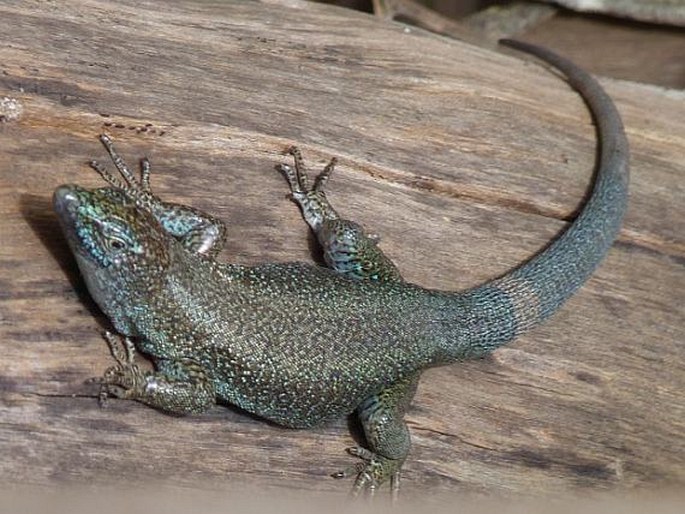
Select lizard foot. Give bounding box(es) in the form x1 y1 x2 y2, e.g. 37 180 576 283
276 146 339 232
87 331 146 406
332 446 403 500
89 134 159 209
277 147 399 281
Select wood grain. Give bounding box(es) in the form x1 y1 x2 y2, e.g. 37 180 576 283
0 0 683 499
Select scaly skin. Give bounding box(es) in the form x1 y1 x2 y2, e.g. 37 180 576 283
53 40 629 496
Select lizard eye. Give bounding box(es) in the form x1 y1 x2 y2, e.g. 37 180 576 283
98 220 135 253
107 238 126 251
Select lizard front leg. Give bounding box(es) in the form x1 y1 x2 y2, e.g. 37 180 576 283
94 331 216 415
90 134 227 258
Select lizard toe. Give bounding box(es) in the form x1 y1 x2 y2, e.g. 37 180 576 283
332 446 404 500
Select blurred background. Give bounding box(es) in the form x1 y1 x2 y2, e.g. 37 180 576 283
316 0 685 88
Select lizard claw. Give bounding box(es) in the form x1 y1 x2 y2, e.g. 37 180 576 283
89 331 146 406
277 146 340 233
332 446 403 501
89 134 159 210
89 365 140 406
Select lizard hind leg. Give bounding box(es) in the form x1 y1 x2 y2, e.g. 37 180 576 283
334 374 420 499
277 147 401 282
277 146 340 232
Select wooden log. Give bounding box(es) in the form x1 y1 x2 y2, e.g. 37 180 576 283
0 0 683 499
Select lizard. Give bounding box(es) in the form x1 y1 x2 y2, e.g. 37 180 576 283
52 39 629 497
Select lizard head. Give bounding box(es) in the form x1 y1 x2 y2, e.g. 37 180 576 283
53 184 172 291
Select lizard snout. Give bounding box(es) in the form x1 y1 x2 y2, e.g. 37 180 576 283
53 184 82 219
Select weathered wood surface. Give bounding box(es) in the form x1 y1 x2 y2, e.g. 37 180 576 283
0 0 683 500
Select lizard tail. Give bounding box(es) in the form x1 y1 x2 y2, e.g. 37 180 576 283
447 40 629 358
